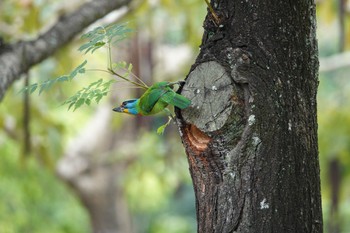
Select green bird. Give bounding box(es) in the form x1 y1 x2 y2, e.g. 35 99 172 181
113 81 191 116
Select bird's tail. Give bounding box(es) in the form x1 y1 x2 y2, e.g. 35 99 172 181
171 93 191 109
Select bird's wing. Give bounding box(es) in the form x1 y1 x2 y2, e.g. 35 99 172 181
139 87 170 113
139 85 191 114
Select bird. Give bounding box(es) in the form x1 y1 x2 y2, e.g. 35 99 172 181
113 81 191 116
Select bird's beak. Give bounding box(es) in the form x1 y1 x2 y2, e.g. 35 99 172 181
113 106 124 112
113 106 130 114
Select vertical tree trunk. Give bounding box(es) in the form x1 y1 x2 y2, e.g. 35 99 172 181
178 1 323 232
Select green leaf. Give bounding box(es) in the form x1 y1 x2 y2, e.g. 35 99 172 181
21 60 88 96
78 43 92 52
29 84 38 94
39 81 50 94
62 79 115 111
95 94 103 103
85 98 91 106
67 101 75 111
128 63 133 72
78 23 133 54
157 118 172 135
57 75 69 82
69 60 87 79
106 23 133 44
74 98 85 111
81 26 105 40
157 123 168 135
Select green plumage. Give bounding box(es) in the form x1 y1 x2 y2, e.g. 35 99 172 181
138 81 190 115
113 81 191 116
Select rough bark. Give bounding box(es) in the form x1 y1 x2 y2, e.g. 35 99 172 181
0 0 131 101
178 1 323 232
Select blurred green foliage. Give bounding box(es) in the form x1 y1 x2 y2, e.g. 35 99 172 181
119 132 196 232
316 0 350 50
318 69 350 233
0 134 89 233
317 1 350 232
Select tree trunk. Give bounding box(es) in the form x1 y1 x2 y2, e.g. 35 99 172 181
178 1 323 232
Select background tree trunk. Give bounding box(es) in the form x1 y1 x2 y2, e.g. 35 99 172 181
57 104 134 233
178 1 323 232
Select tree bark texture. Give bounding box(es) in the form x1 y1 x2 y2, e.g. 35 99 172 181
0 0 131 101
178 1 323 232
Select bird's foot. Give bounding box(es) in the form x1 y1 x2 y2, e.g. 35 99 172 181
168 80 186 87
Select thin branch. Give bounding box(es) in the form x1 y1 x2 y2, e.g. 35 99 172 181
125 69 149 88
85 68 149 90
23 72 31 156
108 68 148 90
85 68 112 74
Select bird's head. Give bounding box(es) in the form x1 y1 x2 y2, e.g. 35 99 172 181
113 99 139 115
